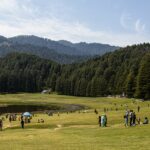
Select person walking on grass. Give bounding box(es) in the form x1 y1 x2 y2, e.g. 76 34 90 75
21 119 24 129
0 119 3 131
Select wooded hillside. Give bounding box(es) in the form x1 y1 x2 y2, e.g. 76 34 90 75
0 43 149 99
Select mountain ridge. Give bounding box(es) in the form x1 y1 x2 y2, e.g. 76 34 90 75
0 35 119 64
9 35 119 56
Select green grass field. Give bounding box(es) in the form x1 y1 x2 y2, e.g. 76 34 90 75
0 93 150 150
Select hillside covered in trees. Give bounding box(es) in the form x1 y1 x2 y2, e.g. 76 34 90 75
9 35 118 56
0 35 118 64
0 43 149 99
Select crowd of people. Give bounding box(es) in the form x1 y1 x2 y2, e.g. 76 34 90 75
0 106 150 131
95 105 149 128
0 113 33 131
124 110 149 127
124 110 136 126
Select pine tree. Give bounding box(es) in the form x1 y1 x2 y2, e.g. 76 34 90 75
125 72 136 98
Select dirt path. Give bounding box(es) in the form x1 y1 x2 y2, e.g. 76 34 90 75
54 124 62 131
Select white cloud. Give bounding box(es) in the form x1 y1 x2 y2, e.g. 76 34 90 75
135 19 145 33
120 13 132 30
0 0 149 46
0 0 18 12
120 13 146 34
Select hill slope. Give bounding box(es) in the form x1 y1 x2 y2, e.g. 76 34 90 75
0 35 118 64
0 43 88 64
56 43 150 99
58 40 119 55
9 35 119 56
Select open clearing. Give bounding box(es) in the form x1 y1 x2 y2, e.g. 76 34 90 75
0 94 150 150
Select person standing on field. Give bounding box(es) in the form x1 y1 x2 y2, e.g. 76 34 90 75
98 116 101 126
137 106 140 112
101 114 107 127
0 119 3 131
132 112 136 126
101 115 105 127
124 111 129 127
21 119 24 129
9 115 12 123
95 109 98 114
129 110 133 126
104 115 107 127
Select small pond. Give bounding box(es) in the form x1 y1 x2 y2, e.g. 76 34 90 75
0 103 86 114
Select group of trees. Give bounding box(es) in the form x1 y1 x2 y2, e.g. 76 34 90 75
55 44 150 99
0 43 149 99
0 53 61 93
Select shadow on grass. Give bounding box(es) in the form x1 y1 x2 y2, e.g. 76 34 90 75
4 123 57 131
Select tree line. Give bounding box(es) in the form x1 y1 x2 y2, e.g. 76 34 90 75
0 43 150 99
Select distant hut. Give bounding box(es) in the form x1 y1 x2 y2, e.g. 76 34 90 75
41 89 52 94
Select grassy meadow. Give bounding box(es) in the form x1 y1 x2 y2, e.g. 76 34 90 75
0 93 150 150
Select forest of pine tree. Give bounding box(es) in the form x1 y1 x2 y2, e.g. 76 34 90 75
0 43 149 99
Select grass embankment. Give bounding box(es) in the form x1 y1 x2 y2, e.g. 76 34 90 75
0 93 150 150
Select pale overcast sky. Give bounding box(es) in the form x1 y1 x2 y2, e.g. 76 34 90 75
0 0 150 46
